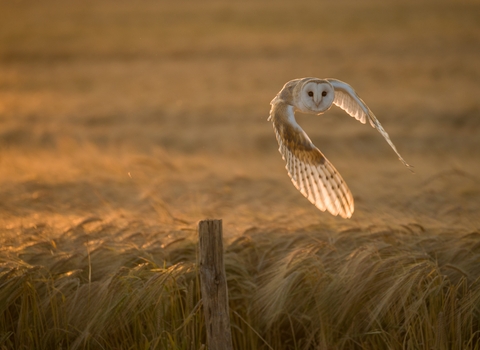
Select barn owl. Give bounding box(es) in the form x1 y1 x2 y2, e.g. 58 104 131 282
268 77 411 218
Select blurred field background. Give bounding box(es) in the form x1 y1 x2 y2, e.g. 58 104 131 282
1 0 480 349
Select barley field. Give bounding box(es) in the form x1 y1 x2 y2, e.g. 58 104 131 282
1 0 480 349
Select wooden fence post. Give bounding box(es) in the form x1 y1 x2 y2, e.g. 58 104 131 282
198 219 234 350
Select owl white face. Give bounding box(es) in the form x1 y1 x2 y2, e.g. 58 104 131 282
294 79 335 114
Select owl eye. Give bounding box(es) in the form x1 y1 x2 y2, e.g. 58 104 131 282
322 91 327 97
308 91 314 97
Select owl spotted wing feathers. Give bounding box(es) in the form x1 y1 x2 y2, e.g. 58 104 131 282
270 102 354 218
327 78 412 170
326 78 374 126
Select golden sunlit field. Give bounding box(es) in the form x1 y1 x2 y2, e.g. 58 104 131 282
1 0 480 349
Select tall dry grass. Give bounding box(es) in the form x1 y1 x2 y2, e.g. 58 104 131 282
1 220 480 349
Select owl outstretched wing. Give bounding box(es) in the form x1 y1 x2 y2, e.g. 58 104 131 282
326 78 412 170
269 102 354 218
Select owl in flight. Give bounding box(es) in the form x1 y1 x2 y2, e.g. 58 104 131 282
268 77 411 218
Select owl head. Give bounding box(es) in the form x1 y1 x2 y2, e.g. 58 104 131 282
293 78 335 114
